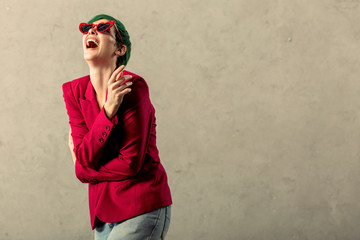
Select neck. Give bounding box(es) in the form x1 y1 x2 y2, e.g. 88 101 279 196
88 62 117 99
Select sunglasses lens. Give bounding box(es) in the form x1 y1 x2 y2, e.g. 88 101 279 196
80 24 92 33
97 22 111 32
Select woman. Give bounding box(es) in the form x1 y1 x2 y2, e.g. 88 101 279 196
62 14 172 240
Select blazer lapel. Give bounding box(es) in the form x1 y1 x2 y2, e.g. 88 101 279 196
79 79 100 129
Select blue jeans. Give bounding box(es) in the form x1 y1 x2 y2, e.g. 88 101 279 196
94 206 171 240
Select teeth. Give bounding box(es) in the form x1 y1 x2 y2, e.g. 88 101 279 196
86 39 99 47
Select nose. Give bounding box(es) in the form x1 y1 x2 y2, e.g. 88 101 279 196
88 26 97 35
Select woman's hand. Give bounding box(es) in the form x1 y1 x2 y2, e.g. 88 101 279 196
104 65 133 119
68 128 76 165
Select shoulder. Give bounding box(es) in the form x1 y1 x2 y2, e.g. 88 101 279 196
123 70 148 90
62 75 90 99
123 70 149 98
122 70 151 108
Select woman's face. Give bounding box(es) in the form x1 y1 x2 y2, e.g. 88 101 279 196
82 19 119 66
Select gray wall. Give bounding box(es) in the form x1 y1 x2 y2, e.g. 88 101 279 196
1 0 360 239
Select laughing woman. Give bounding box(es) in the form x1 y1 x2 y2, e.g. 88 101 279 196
62 14 172 240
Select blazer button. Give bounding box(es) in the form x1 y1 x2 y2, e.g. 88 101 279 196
102 132 107 137
106 126 110 131
99 138 104 143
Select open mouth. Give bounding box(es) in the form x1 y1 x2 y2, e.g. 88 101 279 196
86 39 99 49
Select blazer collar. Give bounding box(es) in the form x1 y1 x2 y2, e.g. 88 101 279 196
79 77 100 129
84 77 96 101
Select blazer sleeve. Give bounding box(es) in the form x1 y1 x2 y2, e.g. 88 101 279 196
63 78 152 183
62 81 118 169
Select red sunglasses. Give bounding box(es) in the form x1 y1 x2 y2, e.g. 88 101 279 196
79 20 123 44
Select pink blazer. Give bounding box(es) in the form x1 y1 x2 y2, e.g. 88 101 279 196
62 71 172 229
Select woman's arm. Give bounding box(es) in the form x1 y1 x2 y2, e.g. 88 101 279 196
69 127 141 183
72 98 153 183
63 82 115 169
63 68 132 169
64 76 153 183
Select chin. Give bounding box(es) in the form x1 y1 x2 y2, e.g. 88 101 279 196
84 51 98 61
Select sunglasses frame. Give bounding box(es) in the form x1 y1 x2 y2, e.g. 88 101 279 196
79 20 123 44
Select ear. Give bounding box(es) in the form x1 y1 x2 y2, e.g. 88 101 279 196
115 45 127 57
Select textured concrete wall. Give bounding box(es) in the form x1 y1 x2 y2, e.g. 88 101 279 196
1 0 360 239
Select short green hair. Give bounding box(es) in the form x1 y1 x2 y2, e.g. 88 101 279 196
88 14 131 66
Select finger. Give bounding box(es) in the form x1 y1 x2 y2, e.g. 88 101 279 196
113 65 126 82
111 82 132 95
110 80 132 91
114 87 132 97
116 74 132 84
108 65 125 84
115 70 125 81
111 75 132 89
